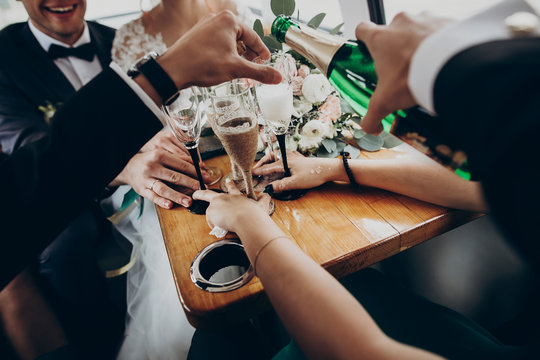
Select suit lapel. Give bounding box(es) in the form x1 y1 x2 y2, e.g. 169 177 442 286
88 22 113 69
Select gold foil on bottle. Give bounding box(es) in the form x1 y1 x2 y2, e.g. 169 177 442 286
284 25 345 76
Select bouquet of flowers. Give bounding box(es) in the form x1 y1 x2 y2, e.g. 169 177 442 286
254 0 385 159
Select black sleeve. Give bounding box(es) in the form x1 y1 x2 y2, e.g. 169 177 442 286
433 38 540 263
0 68 162 288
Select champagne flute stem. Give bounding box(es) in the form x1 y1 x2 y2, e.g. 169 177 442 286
188 147 206 191
242 169 256 200
276 134 291 177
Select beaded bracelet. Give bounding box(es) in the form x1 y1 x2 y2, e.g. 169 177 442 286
340 151 359 188
253 236 289 275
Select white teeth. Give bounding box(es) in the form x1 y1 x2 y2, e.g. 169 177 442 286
47 5 75 13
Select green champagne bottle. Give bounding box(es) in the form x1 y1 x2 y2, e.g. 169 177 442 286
271 15 472 179
271 15 397 131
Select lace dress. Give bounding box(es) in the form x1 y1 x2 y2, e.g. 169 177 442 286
111 18 194 360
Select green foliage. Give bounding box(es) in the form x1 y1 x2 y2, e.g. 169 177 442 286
316 141 346 158
253 19 264 38
262 35 283 52
344 144 361 159
271 0 295 16
330 22 344 35
321 138 337 153
307 13 326 29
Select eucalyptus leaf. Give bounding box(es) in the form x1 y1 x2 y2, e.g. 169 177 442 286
307 13 326 29
354 129 366 139
321 138 337 153
316 141 345 158
380 132 403 149
271 0 295 16
253 19 264 38
344 145 361 159
262 35 283 52
330 22 344 35
357 134 384 152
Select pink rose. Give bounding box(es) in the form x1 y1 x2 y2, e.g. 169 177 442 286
291 76 304 96
298 64 310 79
318 95 341 123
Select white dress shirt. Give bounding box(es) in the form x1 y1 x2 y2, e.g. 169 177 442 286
28 20 102 90
408 0 540 114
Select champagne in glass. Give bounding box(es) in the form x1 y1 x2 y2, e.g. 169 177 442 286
209 82 259 200
255 53 306 200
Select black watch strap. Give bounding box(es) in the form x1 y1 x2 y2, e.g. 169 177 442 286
137 56 179 106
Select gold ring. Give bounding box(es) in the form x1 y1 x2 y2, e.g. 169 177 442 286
149 179 159 192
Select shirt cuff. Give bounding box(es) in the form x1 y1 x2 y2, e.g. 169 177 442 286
408 0 535 114
110 62 167 126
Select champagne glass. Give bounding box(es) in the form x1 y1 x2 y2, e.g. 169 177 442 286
206 81 259 200
255 52 306 201
161 88 209 214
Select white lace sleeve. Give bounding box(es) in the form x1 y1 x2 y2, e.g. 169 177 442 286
112 18 168 73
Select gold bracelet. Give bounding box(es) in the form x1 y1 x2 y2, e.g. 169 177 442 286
253 236 289 275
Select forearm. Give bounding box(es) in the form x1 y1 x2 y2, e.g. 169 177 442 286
321 155 486 212
352 158 487 212
235 219 440 359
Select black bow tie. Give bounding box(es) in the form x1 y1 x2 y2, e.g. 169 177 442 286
48 43 96 61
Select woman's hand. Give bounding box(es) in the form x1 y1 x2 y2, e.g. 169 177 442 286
110 130 211 209
193 181 272 233
252 151 341 193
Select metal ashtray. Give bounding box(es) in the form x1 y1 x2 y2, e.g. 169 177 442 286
190 239 254 292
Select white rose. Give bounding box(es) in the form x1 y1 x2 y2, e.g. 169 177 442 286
301 120 325 139
298 135 321 153
292 96 313 118
302 74 333 104
320 121 335 139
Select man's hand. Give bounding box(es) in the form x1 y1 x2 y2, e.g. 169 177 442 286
160 11 282 90
355 12 452 134
110 130 210 209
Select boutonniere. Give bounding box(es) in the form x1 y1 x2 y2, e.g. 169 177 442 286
38 101 62 125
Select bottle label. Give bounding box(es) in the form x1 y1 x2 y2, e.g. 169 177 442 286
285 25 346 76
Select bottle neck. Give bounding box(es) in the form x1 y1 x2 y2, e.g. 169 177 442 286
283 23 345 76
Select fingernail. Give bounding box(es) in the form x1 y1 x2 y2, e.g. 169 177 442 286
225 178 232 184
182 198 190 207
264 184 274 195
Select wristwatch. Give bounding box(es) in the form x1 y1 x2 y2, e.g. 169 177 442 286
127 51 179 105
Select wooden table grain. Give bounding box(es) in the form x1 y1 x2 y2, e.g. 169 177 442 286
157 142 481 329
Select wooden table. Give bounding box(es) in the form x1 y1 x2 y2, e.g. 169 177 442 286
157 143 481 329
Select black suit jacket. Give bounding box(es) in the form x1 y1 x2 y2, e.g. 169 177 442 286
0 68 162 289
433 37 540 264
0 21 114 153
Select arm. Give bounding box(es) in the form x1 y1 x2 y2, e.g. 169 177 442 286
253 148 487 212
0 11 281 289
194 187 443 360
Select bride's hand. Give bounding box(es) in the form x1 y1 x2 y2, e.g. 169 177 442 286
193 181 272 233
253 151 340 192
